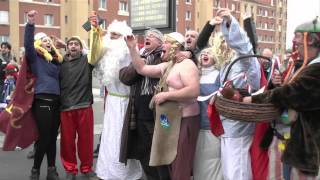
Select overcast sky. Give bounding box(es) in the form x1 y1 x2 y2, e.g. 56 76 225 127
286 0 320 49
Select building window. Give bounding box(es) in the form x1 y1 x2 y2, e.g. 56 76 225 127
185 11 191 21
214 0 220 8
186 0 191 4
0 11 9 24
231 3 235 11
65 16 68 24
264 23 268 29
119 1 128 12
100 19 106 29
176 8 178 22
0 36 9 43
44 0 53 2
265 10 268 16
44 14 54 26
24 12 28 23
99 0 107 9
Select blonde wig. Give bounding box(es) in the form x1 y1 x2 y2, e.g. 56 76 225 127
163 34 183 62
212 32 235 67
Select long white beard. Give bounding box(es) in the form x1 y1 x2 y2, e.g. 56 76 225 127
93 36 130 86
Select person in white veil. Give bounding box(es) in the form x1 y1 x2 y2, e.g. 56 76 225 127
91 18 143 180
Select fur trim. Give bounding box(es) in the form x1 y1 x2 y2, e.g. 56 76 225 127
34 39 63 63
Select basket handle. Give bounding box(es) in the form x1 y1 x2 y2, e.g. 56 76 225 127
222 54 272 84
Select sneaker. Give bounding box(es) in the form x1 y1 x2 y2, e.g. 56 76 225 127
46 166 60 180
30 168 40 180
65 172 76 180
83 171 100 180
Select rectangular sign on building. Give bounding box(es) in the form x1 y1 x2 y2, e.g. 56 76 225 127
129 0 176 34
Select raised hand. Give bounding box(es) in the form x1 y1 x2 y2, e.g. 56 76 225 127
210 16 223 25
27 10 38 25
217 8 232 24
89 11 98 28
125 35 137 49
51 35 66 49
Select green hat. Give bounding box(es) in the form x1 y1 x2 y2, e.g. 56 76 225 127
295 16 320 33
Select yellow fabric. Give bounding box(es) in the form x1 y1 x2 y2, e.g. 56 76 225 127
88 26 103 65
34 40 63 63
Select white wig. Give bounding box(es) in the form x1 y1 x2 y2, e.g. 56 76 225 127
107 20 132 37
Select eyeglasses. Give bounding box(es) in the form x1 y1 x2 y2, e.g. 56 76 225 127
68 41 80 46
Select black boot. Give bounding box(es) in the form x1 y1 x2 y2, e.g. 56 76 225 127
30 168 40 180
47 166 60 180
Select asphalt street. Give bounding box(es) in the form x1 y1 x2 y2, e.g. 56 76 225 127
0 78 104 180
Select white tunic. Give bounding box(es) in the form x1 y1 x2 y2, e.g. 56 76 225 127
95 39 142 180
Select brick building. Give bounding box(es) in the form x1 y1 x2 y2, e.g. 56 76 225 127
0 0 286 58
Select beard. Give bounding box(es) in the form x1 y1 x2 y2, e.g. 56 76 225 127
93 35 130 86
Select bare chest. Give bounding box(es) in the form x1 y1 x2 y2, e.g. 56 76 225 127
165 64 184 90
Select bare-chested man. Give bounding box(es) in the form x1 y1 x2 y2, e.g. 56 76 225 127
125 32 200 180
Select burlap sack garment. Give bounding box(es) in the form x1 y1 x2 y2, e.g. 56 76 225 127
149 61 182 166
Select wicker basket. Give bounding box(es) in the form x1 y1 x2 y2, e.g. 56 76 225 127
215 55 280 122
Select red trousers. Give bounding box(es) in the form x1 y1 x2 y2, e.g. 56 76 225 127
60 107 94 174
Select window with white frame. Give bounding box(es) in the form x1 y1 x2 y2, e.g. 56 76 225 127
185 11 191 20
44 14 54 26
214 0 220 8
231 3 235 11
186 0 191 4
176 8 178 22
99 0 107 9
24 12 28 24
0 11 9 24
119 1 128 12
0 36 9 43
100 19 106 29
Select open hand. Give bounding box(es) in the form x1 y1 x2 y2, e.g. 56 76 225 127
27 10 38 25
125 35 137 49
51 35 66 49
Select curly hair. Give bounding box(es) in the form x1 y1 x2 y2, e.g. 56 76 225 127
164 35 183 62
212 32 235 68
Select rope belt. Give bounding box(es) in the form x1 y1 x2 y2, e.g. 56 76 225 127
108 92 129 98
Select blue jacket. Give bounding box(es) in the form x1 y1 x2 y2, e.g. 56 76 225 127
24 24 60 95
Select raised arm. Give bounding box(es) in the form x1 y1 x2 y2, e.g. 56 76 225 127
197 16 222 50
24 10 38 63
87 12 104 65
219 9 253 55
125 35 166 78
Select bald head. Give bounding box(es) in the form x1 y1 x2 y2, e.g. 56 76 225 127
185 30 199 50
262 48 273 58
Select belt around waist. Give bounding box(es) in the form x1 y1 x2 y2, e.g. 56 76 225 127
108 92 129 98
